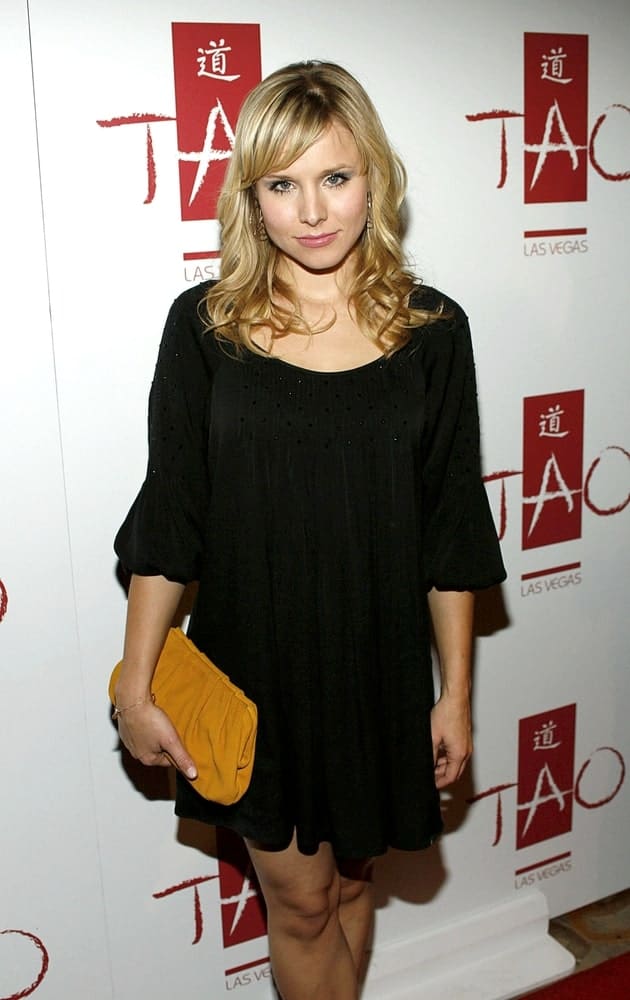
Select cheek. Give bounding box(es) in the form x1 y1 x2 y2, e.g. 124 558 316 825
342 190 369 228
259 199 290 234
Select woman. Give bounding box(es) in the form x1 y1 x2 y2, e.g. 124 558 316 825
113 61 506 1000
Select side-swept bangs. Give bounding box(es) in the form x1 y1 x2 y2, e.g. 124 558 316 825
236 93 334 186
233 77 374 187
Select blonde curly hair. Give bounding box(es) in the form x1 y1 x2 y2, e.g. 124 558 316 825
202 61 440 353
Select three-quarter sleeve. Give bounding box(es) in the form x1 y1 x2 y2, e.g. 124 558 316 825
419 301 506 591
114 287 214 583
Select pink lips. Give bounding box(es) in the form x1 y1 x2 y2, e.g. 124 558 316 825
295 232 337 248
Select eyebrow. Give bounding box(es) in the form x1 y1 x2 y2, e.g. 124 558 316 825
263 163 356 179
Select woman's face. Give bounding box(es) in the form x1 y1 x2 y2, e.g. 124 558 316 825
254 121 369 281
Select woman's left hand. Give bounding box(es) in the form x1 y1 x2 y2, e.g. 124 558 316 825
430 694 473 789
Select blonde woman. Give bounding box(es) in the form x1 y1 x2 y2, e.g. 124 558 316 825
113 61 505 1000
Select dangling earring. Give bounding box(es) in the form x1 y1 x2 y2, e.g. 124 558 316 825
366 191 373 232
251 204 268 242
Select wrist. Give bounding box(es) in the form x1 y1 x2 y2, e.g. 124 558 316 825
114 660 154 703
112 693 156 720
438 683 471 703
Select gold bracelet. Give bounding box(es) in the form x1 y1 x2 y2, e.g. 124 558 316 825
112 693 156 721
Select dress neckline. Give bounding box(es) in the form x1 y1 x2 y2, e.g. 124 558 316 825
264 353 387 377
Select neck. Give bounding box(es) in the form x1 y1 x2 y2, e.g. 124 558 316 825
278 250 358 306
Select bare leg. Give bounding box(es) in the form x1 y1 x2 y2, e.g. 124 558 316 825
338 860 375 984
245 834 359 1000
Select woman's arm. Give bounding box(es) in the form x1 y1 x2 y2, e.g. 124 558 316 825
427 588 474 789
113 574 198 780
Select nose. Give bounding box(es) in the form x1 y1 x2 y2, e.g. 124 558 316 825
298 186 327 227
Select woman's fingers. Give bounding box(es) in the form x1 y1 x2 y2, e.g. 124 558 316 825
431 696 473 789
116 704 198 779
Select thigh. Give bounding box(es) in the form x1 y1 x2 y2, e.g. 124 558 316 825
245 832 339 904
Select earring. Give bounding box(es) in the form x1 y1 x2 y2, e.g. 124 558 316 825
366 192 373 232
251 205 268 241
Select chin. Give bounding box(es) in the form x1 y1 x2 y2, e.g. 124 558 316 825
285 241 362 276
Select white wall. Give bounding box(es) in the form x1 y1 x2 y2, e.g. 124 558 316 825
0 2 110 997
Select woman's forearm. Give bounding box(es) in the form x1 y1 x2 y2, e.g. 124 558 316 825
427 588 474 699
115 574 185 703
427 588 475 787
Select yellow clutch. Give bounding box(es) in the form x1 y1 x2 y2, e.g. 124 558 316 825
109 628 257 805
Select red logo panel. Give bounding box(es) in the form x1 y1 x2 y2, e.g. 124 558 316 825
517 704 576 849
524 33 588 203
522 389 584 549
217 828 267 948
171 23 261 220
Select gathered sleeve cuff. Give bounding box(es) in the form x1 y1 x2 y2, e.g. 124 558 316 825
114 286 214 584
418 299 506 592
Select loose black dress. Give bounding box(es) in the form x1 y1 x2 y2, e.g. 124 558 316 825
115 281 506 859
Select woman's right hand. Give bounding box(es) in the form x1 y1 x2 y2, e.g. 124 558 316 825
114 574 197 779
115 700 198 781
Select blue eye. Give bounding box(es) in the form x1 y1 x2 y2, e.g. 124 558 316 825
326 172 350 187
268 179 293 193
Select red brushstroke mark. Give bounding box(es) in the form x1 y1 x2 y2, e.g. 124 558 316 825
0 579 7 622
574 747 626 809
0 929 49 999
153 874 218 899
584 446 630 515
145 124 156 204
465 111 524 189
483 470 522 540
96 113 176 127
589 104 630 180
498 119 508 188
192 885 203 944
96 114 175 204
467 783 518 846
153 875 219 945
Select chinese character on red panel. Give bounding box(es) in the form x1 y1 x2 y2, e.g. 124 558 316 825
516 704 576 849
524 33 588 204
522 389 585 549
171 23 262 220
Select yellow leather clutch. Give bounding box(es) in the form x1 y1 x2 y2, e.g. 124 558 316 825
109 628 257 805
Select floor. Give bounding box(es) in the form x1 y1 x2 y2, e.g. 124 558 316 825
548 888 630 973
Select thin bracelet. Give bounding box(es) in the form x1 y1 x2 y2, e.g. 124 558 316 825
112 693 156 721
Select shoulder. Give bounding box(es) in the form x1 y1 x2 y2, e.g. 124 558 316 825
167 279 217 326
407 283 471 356
398 285 476 386
161 280 223 370
409 283 468 328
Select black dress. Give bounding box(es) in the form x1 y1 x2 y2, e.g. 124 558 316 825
114 281 506 858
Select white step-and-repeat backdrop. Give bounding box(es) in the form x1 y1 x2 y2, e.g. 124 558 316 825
1 0 628 997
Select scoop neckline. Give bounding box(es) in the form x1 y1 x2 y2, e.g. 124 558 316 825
265 353 387 376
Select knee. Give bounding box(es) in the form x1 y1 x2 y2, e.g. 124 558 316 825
339 875 372 908
265 872 341 942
